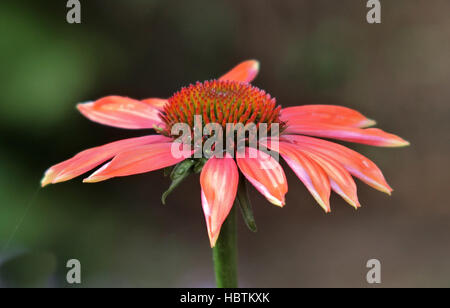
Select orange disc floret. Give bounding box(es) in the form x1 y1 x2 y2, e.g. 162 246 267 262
160 80 284 136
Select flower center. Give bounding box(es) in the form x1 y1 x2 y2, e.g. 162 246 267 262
161 80 284 137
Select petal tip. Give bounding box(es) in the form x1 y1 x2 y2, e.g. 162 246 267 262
387 138 410 147
210 239 217 248
249 59 260 71
41 169 60 187
266 195 286 207
209 231 220 248
362 119 377 128
318 199 331 213
273 199 285 207
220 59 261 83
40 175 52 187
82 174 105 183
82 177 102 183
398 140 410 147
76 101 93 111
377 185 393 195
343 196 361 210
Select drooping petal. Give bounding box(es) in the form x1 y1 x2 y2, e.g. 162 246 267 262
236 147 288 207
301 150 360 209
77 96 165 129
266 141 331 212
284 123 410 147
280 134 393 194
83 142 191 183
200 154 239 247
219 60 260 83
41 135 172 187
280 105 376 128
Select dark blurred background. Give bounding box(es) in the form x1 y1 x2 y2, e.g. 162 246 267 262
0 0 448 287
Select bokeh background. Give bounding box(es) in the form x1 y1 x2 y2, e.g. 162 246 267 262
0 0 449 287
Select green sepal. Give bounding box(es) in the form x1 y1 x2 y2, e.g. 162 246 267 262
161 159 196 204
193 158 208 173
170 159 195 180
236 173 257 232
161 172 191 205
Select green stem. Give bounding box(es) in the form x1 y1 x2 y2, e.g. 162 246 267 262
212 205 238 288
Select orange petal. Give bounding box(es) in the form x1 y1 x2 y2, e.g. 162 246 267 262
141 98 168 110
219 60 260 83
271 141 331 212
281 105 376 128
83 142 191 183
77 96 165 129
200 154 239 247
236 147 287 207
284 123 410 147
301 150 360 209
41 135 171 187
280 135 393 194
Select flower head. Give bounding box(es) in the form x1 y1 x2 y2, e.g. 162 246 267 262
161 80 283 136
42 60 409 247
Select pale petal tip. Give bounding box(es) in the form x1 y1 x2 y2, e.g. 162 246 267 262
249 59 260 71
398 140 410 147
210 240 217 248
82 176 102 183
76 101 93 110
346 200 358 210
209 232 220 248
267 195 285 207
362 119 377 128
389 138 410 147
76 102 94 118
83 162 111 183
341 195 361 209
375 184 393 195
311 192 330 212
352 201 362 210
41 167 79 187
41 168 61 187
207 219 221 248
40 171 53 187
318 200 331 213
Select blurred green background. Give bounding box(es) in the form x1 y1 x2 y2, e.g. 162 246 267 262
0 0 449 287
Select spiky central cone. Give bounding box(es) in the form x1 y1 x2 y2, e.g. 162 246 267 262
161 80 284 138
